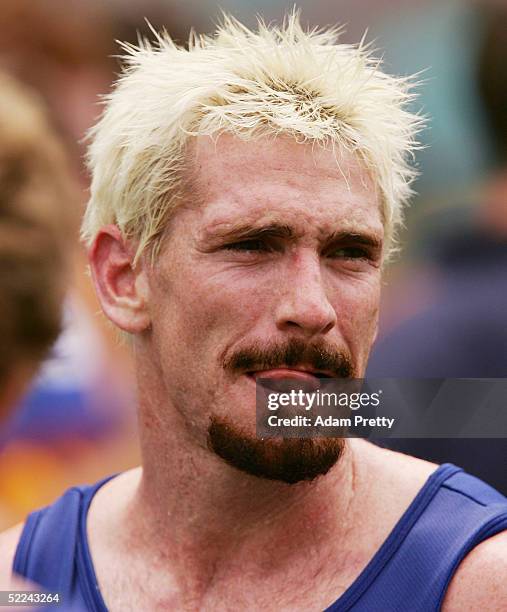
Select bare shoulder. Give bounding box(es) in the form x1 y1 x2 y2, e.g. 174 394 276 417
352 440 438 499
357 443 507 610
0 523 24 586
348 440 438 543
442 530 507 611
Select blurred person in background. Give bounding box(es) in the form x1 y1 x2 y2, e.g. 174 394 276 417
0 71 76 585
368 2 507 494
0 73 96 611
0 71 76 429
0 0 155 529
0 14 505 610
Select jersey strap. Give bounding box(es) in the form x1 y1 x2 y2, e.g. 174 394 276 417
13 476 114 611
329 464 507 611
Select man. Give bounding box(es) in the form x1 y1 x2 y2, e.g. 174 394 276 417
0 71 75 596
1 14 506 611
0 71 75 426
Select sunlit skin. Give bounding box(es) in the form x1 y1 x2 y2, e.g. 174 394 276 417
75 135 399 609
139 135 383 449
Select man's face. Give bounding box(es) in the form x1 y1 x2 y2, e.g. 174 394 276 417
143 134 383 482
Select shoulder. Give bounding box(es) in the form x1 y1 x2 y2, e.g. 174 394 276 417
0 475 121 586
352 440 438 497
443 530 507 611
0 523 25 586
347 440 438 542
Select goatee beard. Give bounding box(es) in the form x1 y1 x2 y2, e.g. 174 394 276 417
210 337 353 483
208 417 344 484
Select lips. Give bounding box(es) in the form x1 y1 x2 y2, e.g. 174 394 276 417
251 368 327 382
249 367 331 392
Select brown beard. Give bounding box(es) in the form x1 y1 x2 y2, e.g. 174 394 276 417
208 417 344 484
208 337 353 483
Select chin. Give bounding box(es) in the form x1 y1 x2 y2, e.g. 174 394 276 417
207 416 344 484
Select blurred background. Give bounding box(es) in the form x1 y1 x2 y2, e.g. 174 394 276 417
0 0 506 529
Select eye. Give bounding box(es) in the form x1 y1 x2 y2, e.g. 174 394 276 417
330 246 371 260
224 239 272 253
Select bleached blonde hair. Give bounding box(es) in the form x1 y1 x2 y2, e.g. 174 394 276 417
82 11 423 263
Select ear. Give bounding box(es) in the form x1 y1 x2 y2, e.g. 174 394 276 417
88 225 151 334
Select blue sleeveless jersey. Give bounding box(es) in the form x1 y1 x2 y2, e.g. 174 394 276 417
12 464 507 611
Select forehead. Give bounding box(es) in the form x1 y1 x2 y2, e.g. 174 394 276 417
189 134 382 239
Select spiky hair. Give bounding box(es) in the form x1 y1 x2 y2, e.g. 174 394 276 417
81 11 423 262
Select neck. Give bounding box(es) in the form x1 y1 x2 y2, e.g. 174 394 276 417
132 440 356 593
123 350 359 594
138 432 356 540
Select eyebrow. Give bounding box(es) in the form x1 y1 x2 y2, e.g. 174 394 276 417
326 230 383 250
201 222 295 245
200 221 382 250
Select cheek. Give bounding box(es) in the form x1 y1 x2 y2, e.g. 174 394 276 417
330 276 381 348
189 271 272 348
150 263 270 363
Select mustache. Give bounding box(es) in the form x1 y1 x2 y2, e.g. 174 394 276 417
223 337 355 378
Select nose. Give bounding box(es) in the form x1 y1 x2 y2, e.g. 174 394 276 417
274 249 337 337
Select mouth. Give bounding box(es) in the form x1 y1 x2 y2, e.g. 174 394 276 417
246 368 334 393
248 367 333 382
